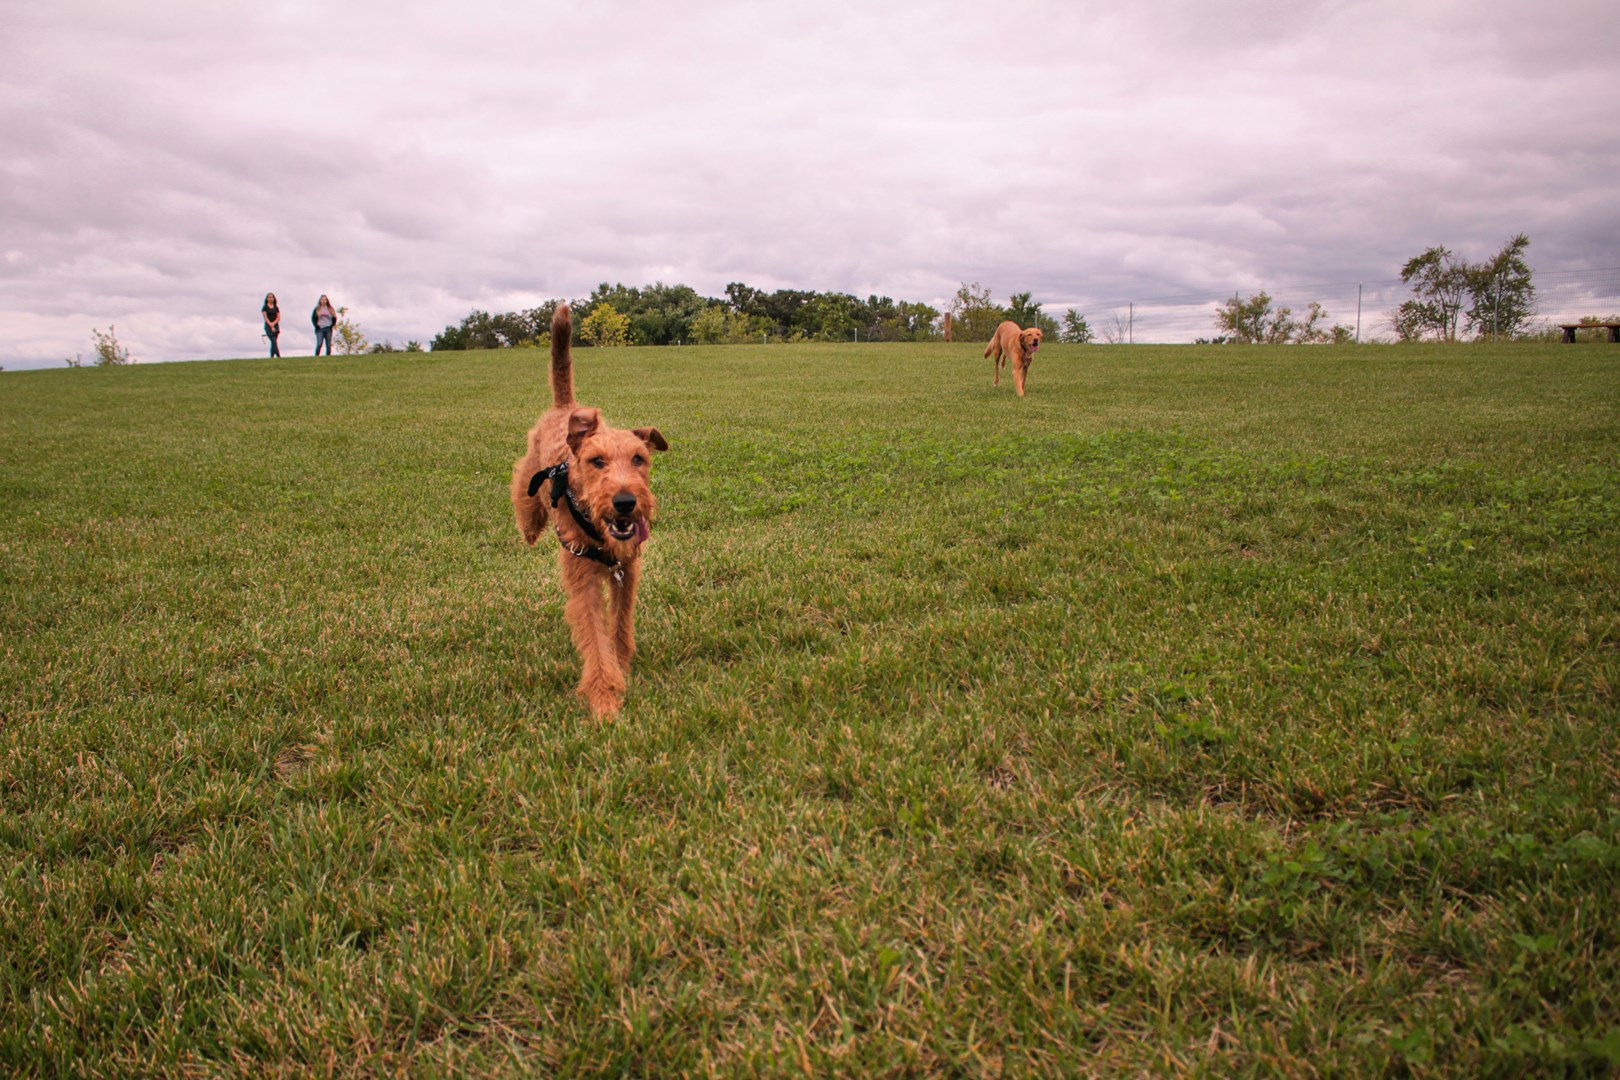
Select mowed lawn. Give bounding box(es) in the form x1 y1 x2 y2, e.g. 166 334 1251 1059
2 340 1617 1075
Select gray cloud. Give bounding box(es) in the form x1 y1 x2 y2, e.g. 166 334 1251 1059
3 0 1618 368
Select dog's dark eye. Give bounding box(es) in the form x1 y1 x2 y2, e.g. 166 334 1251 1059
632 455 645 467
590 457 606 469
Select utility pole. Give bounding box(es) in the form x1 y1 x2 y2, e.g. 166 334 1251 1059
1493 270 1502 340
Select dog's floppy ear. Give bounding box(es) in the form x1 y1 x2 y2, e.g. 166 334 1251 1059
565 408 601 454
633 427 668 453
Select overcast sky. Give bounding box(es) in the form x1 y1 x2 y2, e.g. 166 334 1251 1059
3 0 1618 368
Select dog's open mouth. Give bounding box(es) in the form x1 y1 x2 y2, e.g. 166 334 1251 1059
607 516 648 543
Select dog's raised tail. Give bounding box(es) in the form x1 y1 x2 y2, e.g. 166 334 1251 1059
550 302 574 407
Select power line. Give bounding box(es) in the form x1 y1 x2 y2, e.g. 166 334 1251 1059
1057 267 1620 343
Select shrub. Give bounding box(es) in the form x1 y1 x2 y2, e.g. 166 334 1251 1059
334 307 369 355
1061 309 1094 344
579 303 630 347
90 325 135 366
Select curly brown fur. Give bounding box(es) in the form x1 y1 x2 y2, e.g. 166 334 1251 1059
984 320 1045 397
510 303 668 719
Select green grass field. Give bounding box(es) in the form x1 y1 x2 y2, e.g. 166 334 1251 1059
2 341 1617 1075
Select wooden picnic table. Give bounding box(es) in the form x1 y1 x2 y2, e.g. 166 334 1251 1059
1559 322 1620 343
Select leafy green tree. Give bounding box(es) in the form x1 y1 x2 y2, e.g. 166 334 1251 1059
515 302 568 346
645 285 706 344
1005 292 1039 326
1060 309 1093 344
584 281 706 344
688 305 729 344
431 309 541 350
727 311 773 344
1465 233 1535 339
1291 302 1357 345
1214 292 1297 344
578 302 630 347
724 282 764 317
427 279 966 350
757 289 814 339
1006 292 1061 338
1389 303 1424 344
949 282 1006 343
1212 295 1353 345
802 293 860 340
433 311 477 350
854 295 932 342
868 299 940 342
430 313 473 350
1396 246 1468 341
1293 302 1331 344
900 301 942 340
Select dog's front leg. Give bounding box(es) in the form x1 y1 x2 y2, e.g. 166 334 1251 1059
562 561 625 719
610 559 641 671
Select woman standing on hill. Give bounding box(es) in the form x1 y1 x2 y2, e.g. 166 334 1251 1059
312 295 337 356
261 293 282 357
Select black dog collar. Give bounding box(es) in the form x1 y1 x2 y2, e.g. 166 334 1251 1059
530 461 623 578
528 461 606 545
557 531 623 576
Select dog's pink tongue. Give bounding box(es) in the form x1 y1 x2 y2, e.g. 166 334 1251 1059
636 518 650 544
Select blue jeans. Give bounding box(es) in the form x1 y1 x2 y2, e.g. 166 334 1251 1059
315 325 333 355
265 323 280 357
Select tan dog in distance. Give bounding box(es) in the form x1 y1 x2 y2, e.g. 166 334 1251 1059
510 303 668 719
985 320 1044 397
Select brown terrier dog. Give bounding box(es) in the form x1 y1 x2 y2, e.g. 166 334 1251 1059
985 320 1044 397
510 303 668 719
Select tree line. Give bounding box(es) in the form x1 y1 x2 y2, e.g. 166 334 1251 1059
430 282 1096 350
427 234 1550 352
1204 235 1543 345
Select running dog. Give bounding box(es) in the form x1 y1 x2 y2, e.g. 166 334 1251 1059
510 303 668 719
985 320 1044 397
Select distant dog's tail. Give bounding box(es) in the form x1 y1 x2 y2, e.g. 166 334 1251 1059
550 302 574 407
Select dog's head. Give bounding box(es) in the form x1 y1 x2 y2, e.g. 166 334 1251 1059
1020 327 1044 356
565 407 669 555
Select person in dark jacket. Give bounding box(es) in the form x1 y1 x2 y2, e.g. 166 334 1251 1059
261 293 282 357
312 295 337 356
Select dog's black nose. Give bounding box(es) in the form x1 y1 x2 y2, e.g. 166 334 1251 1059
612 492 637 516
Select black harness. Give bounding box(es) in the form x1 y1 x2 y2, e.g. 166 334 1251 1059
527 462 622 574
